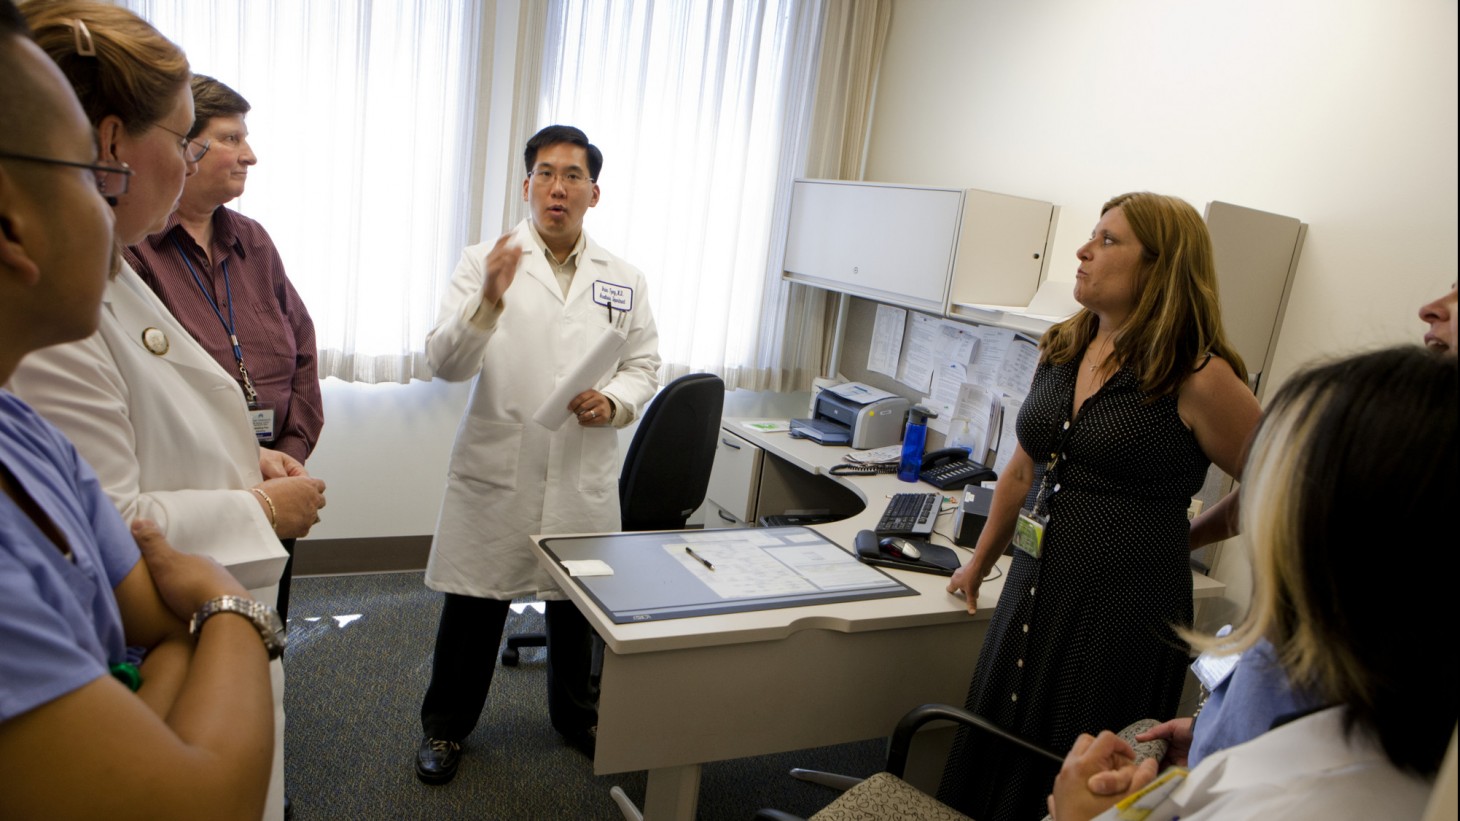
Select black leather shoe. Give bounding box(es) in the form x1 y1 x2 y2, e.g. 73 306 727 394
563 724 597 758
415 737 462 785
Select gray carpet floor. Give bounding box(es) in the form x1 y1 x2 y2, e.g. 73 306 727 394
283 571 884 820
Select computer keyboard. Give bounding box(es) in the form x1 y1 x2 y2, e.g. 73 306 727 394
874 492 940 536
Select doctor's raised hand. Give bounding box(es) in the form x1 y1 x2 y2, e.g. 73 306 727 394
480 232 524 307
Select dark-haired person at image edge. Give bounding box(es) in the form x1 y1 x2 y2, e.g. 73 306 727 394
939 193 1263 821
1419 283 1456 356
413 125 660 785
5 3 326 819
126 74 323 623
1047 345 1457 820
0 1 276 818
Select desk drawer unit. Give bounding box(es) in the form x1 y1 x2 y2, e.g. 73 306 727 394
704 500 750 528
705 429 762 525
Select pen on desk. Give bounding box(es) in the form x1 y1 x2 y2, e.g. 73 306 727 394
685 546 715 571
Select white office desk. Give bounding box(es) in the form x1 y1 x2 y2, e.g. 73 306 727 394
532 420 1224 820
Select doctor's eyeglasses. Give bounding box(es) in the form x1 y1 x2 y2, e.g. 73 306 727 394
0 151 133 198
529 168 595 188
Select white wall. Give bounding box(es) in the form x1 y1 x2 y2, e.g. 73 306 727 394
868 0 1457 379
864 0 1457 619
304 378 469 540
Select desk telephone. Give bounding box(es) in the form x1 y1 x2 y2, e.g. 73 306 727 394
918 448 998 490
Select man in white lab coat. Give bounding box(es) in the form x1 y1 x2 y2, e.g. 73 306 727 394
415 125 660 785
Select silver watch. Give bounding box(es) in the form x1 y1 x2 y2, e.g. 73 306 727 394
189 595 286 660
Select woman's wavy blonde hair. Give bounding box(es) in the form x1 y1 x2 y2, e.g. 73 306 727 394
1041 192 1246 397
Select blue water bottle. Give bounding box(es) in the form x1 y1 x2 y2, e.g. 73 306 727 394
897 406 936 482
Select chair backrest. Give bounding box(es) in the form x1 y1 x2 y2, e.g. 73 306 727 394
618 373 725 531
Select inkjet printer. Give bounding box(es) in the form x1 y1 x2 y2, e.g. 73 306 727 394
790 382 909 449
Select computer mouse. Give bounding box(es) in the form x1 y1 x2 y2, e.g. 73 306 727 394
879 536 921 561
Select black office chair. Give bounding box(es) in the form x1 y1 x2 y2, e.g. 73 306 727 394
501 372 726 665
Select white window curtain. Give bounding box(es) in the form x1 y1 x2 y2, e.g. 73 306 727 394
524 0 824 391
120 0 484 384
523 0 892 391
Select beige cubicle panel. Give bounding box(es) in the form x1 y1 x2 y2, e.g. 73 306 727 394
1205 200 1307 399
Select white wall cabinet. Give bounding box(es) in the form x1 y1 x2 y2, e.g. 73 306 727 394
782 179 1056 315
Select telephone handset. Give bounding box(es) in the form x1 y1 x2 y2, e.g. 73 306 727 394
919 448 998 490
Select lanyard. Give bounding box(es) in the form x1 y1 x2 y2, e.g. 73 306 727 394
1030 417 1074 518
1030 363 1097 517
169 236 260 405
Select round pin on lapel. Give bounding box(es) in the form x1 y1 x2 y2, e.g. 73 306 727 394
141 327 169 355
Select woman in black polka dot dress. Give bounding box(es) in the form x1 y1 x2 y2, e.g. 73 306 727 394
937 192 1262 821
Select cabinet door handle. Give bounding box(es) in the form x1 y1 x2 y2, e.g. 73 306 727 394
720 438 741 450
717 509 738 523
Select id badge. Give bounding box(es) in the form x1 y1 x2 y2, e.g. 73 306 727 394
1012 508 1047 559
1190 625 1241 691
248 403 276 443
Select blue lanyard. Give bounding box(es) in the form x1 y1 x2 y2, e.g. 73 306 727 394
169 235 259 404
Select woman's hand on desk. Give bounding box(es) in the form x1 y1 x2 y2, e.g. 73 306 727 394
947 562 986 615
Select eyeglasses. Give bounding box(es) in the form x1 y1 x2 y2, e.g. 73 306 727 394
0 151 133 198
153 122 211 163
529 168 595 188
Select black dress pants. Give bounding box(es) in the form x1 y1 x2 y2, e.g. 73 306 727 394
275 537 296 623
420 592 598 743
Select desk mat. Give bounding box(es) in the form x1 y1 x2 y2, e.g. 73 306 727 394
541 526 916 623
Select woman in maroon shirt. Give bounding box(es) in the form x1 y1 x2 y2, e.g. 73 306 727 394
125 75 323 621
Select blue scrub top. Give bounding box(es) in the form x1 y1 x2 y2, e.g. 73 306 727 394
1189 637 1323 766
0 390 139 722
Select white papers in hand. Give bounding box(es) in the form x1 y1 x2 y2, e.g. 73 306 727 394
532 327 628 430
